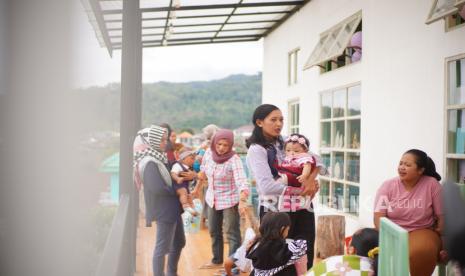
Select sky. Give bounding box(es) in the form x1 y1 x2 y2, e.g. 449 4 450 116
72 4 263 88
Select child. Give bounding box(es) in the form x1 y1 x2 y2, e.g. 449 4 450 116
307 228 379 276
218 207 260 276
277 133 318 187
277 133 324 214
170 148 200 216
246 212 307 276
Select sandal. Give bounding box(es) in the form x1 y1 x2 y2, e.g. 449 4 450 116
198 262 223 269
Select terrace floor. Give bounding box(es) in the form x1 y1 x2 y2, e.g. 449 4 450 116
134 214 248 276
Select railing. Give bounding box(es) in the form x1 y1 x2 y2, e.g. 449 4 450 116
95 194 136 276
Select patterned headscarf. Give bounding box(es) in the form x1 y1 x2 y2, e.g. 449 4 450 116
133 125 171 190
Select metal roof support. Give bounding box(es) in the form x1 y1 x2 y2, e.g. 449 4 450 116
119 0 142 274
101 1 304 14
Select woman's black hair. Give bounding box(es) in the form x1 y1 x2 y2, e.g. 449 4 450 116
160 123 173 151
284 133 310 149
257 212 291 241
351 228 379 275
246 104 283 149
404 149 441 181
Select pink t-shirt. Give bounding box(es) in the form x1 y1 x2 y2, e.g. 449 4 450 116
374 176 443 232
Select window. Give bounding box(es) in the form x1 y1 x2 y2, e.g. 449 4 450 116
426 0 464 26
303 11 362 73
445 4 465 30
288 100 300 134
288 48 299 85
445 55 465 184
319 84 361 215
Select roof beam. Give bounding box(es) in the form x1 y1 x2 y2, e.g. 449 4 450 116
263 0 310 37
212 0 243 40
88 0 114 56
101 1 305 15
109 27 270 38
114 38 260 49
112 34 261 47
103 11 290 23
106 20 279 31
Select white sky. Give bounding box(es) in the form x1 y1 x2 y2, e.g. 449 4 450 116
72 4 263 88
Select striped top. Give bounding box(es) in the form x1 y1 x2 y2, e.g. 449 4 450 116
201 149 249 210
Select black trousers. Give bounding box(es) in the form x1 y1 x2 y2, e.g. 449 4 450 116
259 206 315 269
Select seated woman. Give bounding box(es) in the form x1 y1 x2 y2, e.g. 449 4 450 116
373 149 444 276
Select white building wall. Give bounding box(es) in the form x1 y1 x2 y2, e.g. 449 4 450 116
262 0 465 235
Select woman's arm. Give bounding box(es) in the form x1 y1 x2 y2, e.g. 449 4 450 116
246 145 286 195
374 212 387 230
144 162 175 196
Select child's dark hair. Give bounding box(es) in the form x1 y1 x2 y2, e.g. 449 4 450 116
350 228 379 275
404 149 441 181
284 133 310 150
258 212 291 241
246 104 283 149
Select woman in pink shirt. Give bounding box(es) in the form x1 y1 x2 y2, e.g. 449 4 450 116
374 149 444 276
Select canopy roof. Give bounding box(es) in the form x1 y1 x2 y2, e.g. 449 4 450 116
82 0 309 56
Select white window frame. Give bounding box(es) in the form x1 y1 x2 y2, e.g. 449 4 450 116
319 83 361 216
445 3 465 31
426 0 461 24
303 11 362 70
288 48 299 86
288 99 300 134
444 53 465 183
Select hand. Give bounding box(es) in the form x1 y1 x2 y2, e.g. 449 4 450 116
179 170 196 181
296 175 304 183
438 250 448 264
238 200 248 216
198 171 206 181
238 191 248 216
300 179 319 199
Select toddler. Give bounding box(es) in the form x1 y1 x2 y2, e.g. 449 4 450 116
170 148 200 216
277 133 319 187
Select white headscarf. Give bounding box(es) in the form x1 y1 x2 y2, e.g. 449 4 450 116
133 125 172 190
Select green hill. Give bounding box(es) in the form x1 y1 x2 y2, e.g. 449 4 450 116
75 73 262 133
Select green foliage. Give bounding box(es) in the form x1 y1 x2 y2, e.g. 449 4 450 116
74 74 262 133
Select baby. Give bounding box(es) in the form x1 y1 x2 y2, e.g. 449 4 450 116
277 133 319 187
170 148 200 216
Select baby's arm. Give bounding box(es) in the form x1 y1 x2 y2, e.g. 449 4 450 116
300 163 312 179
297 163 317 183
170 171 184 184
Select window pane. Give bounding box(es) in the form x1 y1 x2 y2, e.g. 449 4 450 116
347 119 361 149
321 122 331 147
346 153 360 183
332 182 344 211
446 158 465 184
319 180 330 206
332 121 345 148
332 152 344 180
448 58 465 105
447 109 465 154
348 85 361 116
333 89 346 118
345 185 359 215
296 103 300 126
321 153 331 170
321 93 331 119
